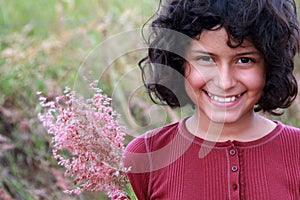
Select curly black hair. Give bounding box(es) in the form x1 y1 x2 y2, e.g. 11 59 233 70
139 0 300 115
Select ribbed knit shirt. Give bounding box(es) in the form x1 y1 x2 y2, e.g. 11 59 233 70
124 118 300 200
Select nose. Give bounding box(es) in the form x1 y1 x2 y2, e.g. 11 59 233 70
215 64 237 91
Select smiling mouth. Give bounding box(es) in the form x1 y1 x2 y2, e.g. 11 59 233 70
205 91 244 103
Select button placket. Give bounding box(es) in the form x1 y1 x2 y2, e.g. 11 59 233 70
227 146 240 199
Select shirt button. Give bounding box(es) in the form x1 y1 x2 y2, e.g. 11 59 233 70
233 183 238 190
232 166 238 172
229 149 236 156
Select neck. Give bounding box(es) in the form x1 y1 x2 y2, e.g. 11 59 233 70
185 110 276 142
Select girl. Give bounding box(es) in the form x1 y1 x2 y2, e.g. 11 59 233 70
124 0 300 199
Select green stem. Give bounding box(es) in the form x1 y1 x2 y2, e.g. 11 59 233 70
124 183 138 200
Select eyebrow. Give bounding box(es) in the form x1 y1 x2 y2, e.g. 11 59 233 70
190 50 261 56
236 51 261 56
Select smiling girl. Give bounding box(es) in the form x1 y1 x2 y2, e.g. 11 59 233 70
124 0 300 199
184 28 272 143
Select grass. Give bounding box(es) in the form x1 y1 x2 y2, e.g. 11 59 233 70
0 0 159 199
0 0 299 199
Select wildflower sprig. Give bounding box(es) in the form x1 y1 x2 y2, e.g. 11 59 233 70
38 81 137 200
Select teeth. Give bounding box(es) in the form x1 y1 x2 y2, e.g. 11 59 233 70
207 92 240 103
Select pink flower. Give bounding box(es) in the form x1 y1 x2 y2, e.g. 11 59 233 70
38 81 133 199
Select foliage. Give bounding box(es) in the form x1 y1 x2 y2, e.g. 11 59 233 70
38 82 133 199
0 0 159 199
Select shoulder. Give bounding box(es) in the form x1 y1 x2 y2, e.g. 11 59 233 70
277 121 300 146
281 122 300 136
125 120 181 154
123 120 190 173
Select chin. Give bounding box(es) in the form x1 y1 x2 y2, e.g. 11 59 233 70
207 112 242 125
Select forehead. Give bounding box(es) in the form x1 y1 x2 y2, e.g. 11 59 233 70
187 28 259 53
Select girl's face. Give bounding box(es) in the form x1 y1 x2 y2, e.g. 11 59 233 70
184 28 265 124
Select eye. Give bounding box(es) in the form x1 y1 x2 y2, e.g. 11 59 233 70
238 57 254 64
197 56 214 62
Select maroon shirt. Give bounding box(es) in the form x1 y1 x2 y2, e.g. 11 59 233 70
124 118 300 200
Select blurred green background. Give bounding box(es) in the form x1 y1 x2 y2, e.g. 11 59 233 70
0 0 299 199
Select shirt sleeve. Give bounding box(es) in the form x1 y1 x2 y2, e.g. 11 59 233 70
127 171 150 200
123 137 151 200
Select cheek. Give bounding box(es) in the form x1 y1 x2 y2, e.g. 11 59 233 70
184 65 208 101
240 69 266 91
184 64 211 88
184 78 199 103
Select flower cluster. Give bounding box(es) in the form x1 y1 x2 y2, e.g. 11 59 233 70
38 81 133 199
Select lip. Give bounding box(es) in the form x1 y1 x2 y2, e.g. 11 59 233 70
203 90 245 107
